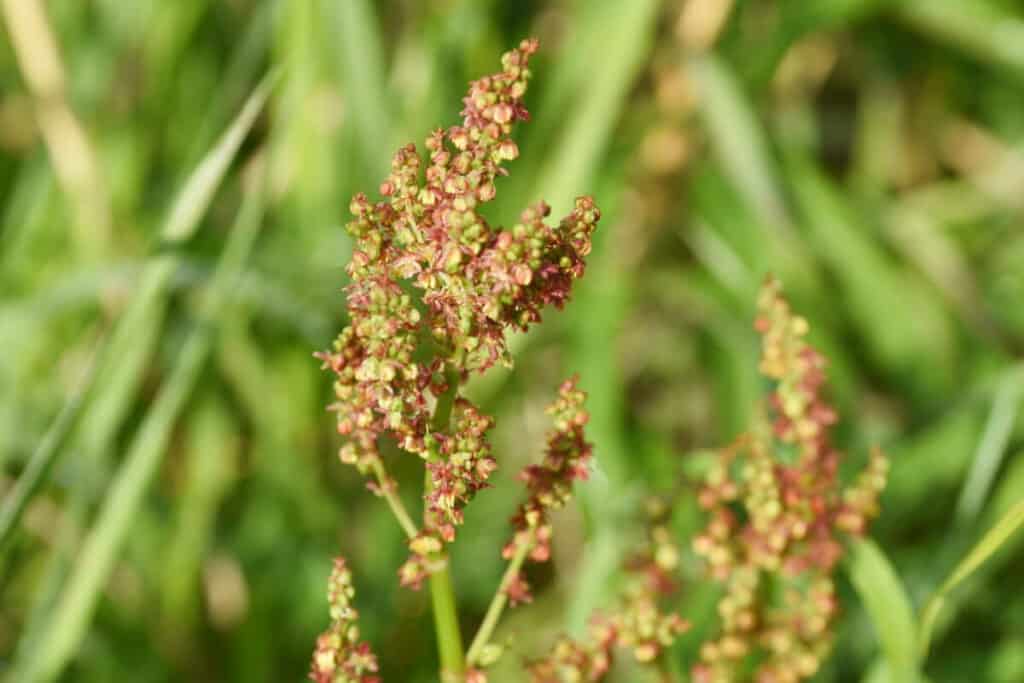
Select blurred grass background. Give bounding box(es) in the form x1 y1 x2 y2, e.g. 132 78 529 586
1 1 1023 681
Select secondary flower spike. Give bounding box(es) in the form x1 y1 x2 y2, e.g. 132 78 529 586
506 378 593 567
692 276 888 683
309 558 380 683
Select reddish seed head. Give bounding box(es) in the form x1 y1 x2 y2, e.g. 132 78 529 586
692 276 888 683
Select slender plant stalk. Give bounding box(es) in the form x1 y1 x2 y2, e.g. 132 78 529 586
426 366 465 678
466 529 534 666
371 460 418 540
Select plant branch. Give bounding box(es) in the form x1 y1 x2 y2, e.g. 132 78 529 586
430 364 460 435
466 528 534 666
370 460 418 540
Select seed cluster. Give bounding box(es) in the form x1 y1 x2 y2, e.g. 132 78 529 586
309 558 380 683
315 38 601 593
502 377 594 605
691 277 888 683
526 499 689 681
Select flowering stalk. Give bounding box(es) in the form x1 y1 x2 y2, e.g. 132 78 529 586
464 379 607 682
309 558 380 683
314 38 602 681
691 276 888 683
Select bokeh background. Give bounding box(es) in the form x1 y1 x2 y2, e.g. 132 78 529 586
2 1 1024 681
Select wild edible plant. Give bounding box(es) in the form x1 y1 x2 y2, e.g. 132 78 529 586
308 39 887 683
310 39 612 682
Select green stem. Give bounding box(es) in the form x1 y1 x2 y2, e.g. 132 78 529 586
657 649 683 683
371 460 418 540
426 365 465 679
430 365 459 435
465 529 534 666
430 563 465 681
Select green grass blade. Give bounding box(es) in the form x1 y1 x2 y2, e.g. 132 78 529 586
185 1 274 168
329 0 391 178
528 0 660 218
955 367 1024 524
24 327 208 683
690 54 790 230
689 57 826 301
846 538 922 682
883 202 1003 344
900 0 1024 79
4 72 276 567
950 506 1024 588
20 333 212 683
919 499 1024 660
82 71 274 443
783 151 955 398
0 341 101 553
162 72 274 244
159 391 238 631
16 159 267 683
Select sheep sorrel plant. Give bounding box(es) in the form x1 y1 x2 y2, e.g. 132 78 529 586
311 39 608 682
308 36 888 682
